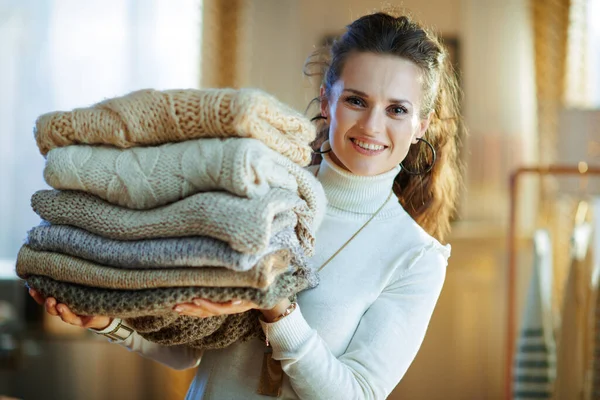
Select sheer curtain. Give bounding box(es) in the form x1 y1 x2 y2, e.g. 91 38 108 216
588 0 600 107
0 0 202 275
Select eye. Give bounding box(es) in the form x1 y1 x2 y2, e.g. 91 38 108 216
344 96 366 108
387 105 408 116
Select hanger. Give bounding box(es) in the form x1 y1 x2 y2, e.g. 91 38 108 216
574 161 590 227
572 162 592 260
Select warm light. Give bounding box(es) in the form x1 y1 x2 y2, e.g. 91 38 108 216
578 161 589 173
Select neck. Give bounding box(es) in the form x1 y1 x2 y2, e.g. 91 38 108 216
316 150 401 215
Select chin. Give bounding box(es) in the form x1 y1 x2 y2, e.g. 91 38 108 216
343 160 390 177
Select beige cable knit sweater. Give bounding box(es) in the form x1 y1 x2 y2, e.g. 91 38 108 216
34 88 315 165
31 188 314 255
43 138 298 209
16 245 291 290
42 138 327 231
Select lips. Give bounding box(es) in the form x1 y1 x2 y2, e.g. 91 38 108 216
349 138 388 155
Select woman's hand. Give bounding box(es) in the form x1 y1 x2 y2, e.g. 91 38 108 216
28 288 113 331
174 298 292 322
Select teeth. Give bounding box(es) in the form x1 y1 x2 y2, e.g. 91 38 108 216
353 139 384 151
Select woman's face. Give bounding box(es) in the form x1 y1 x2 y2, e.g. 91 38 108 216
321 52 431 176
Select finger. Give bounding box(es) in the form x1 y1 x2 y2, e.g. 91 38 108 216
192 298 250 314
45 297 59 316
28 288 45 305
174 304 213 318
193 298 243 308
57 304 83 326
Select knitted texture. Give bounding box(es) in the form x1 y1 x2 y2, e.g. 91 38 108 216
23 268 317 317
42 137 327 233
43 138 298 209
31 188 314 255
127 311 264 350
26 224 301 271
16 245 291 290
24 268 317 349
34 88 316 165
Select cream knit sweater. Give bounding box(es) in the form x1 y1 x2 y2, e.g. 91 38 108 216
43 138 298 209
100 151 451 399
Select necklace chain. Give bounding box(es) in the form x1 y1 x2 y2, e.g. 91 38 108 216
317 190 393 272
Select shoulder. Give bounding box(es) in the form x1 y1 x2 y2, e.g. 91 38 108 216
380 208 451 288
381 201 451 260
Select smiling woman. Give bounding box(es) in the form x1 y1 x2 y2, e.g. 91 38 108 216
307 13 463 241
320 53 430 177
32 10 465 400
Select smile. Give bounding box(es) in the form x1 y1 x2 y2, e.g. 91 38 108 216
350 138 388 154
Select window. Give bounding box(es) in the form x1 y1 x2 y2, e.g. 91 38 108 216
0 0 202 277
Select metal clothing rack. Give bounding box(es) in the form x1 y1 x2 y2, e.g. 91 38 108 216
505 164 600 400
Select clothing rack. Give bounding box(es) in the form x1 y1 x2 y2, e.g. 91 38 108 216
505 164 600 400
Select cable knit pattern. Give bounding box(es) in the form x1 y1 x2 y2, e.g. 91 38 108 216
31 188 314 255
42 137 327 233
26 224 300 271
34 88 316 165
43 138 298 209
16 245 291 290
24 266 317 349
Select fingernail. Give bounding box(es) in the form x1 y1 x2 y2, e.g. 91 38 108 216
193 299 204 306
231 300 242 305
57 305 63 313
174 306 183 312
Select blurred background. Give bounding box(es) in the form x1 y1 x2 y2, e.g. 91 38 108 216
1 0 599 399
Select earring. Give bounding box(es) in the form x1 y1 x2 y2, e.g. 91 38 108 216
311 114 332 154
399 138 436 175
313 145 332 154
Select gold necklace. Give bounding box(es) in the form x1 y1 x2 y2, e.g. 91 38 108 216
318 190 394 272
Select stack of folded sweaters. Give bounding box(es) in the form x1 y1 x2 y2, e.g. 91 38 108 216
17 88 326 350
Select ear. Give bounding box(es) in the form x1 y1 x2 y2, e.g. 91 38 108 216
319 86 329 119
413 112 432 144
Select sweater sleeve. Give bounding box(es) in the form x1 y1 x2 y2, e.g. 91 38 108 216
91 318 204 371
259 244 448 400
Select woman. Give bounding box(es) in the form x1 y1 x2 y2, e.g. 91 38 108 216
29 11 462 399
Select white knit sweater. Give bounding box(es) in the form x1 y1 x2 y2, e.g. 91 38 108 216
98 152 450 399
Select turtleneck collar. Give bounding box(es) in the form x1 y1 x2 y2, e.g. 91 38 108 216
315 141 402 215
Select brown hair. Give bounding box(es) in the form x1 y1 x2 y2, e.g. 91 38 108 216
304 12 463 242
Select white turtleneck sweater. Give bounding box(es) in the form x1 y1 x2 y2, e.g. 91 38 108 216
98 153 450 400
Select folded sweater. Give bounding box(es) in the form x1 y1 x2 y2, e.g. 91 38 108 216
24 267 317 349
125 311 264 350
42 137 327 232
34 88 315 165
43 138 298 209
24 267 317 318
26 224 301 271
16 245 291 290
31 188 312 255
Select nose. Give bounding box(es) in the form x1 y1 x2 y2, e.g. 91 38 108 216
360 108 385 135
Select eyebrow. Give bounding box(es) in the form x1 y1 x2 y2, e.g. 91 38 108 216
343 88 413 106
